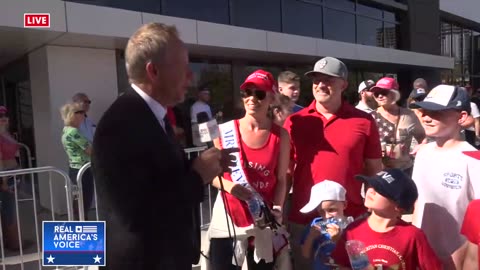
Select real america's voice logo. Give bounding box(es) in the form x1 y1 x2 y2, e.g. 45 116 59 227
42 221 106 266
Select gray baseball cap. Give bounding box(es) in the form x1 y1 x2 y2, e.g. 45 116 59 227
305 57 348 80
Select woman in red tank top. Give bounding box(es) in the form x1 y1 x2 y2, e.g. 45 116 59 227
206 70 291 270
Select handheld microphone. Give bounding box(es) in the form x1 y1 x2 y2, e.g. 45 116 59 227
196 112 219 148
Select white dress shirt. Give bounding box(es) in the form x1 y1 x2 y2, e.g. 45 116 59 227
131 83 167 131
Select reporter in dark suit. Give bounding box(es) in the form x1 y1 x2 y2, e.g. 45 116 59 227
92 23 224 270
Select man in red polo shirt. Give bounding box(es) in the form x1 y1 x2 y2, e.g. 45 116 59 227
283 56 383 269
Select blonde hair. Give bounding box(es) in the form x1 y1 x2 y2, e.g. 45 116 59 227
124 22 180 84
60 102 83 126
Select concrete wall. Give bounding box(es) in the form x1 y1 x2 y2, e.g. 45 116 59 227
440 0 480 24
29 45 118 214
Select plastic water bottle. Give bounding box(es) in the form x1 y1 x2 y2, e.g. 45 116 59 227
244 185 264 224
335 216 355 229
346 240 370 270
317 216 354 233
246 196 262 220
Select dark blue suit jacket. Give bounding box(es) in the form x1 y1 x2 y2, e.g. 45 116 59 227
92 89 204 270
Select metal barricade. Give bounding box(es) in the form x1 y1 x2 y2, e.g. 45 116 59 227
183 147 214 229
74 146 215 229
0 166 73 270
16 143 35 203
75 162 97 222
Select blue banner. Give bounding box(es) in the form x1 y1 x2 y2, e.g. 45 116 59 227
42 221 105 266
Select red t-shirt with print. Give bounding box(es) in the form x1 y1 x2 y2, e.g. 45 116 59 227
331 217 442 270
461 199 480 270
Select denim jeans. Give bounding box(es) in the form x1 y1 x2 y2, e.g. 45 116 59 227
69 167 94 220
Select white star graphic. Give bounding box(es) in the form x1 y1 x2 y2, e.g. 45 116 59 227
46 255 55 263
93 255 102 263
388 126 393 130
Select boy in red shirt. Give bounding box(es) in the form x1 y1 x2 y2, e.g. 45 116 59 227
331 168 442 270
461 151 480 270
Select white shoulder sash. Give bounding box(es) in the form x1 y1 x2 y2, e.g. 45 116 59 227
219 120 249 186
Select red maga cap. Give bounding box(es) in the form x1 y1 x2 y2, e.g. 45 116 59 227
371 77 399 92
240 70 277 93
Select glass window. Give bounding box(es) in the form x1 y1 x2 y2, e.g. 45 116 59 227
281 0 323 38
440 70 454 84
174 60 232 146
441 23 452 57
383 11 396 23
463 29 472 85
473 31 480 89
66 0 162 14
323 8 355 43
230 0 281 32
356 16 383 47
473 31 480 78
344 70 359 105
188 61 232 118
383 22 397 49
283 65 314 107
162 0 229 24
452 25 463 84
357 4 383 19
323 0 354 11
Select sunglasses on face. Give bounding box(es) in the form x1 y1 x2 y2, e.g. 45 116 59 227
373 90 390 98
83 100 92 105
75 110 86 115
312 75 337 85
240 89 267 100
0 113 7 118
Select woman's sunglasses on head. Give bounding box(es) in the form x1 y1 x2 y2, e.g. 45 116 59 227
240 89 267 100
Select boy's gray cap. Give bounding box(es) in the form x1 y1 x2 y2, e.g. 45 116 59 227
305 57 348 80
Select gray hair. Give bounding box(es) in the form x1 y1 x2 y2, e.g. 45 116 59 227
413 78 428 89
72 92 88 102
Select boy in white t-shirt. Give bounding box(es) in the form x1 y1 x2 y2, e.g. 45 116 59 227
409 85 480 269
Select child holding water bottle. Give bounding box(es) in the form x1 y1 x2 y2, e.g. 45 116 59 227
299 180 353 269
331 168 441 270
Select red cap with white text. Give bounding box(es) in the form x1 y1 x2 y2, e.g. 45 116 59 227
240 70 278 93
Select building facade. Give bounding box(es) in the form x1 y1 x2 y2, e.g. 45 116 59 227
0 0 478 212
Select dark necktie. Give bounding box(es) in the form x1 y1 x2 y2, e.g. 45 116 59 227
163 116 175 140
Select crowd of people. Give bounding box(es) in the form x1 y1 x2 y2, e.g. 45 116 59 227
11 21 477 270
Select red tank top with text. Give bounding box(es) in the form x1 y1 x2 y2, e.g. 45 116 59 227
220 120 281 227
